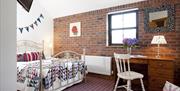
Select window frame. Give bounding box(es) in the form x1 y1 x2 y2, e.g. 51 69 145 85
107 9 139 46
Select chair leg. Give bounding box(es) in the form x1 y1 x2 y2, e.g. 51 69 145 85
129 80 131 90
140 79 145 91
127 80 131 91
114 77 120 91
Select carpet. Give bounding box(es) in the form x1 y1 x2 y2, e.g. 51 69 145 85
63 75 126 91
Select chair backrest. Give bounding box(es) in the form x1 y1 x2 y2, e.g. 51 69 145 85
114 53 131 74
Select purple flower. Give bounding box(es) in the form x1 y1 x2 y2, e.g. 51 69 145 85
123 38 138 47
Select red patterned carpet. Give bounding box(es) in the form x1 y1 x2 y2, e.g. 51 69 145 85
63 75 126 91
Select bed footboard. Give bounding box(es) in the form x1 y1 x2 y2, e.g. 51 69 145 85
50 50 86 91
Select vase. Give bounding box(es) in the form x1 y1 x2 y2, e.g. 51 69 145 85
127 47 132 54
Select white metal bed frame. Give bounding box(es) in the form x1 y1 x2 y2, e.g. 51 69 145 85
17 40 44 91
17 40 86 91
52 49 86 91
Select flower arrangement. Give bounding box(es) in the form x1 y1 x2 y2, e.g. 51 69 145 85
122 38 138 54
122 38 138 48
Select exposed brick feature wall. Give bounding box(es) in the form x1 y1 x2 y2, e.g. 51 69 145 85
54 0 180 85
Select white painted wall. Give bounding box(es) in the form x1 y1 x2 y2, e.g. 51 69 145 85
17 0 53 57
0 0 16 90
38 0 145 18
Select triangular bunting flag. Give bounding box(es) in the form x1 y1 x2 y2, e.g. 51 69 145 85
25 27 29 32
40 14 44 19
17 14 44 34
34 21 38 26
30 24 34 29
37 17 41 23
19 28 23 34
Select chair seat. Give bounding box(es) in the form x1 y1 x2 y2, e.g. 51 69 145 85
117 71 144 80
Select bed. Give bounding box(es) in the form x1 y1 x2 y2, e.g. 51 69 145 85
16 40 86 91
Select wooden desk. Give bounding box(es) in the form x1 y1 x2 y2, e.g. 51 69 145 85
112 56 175 91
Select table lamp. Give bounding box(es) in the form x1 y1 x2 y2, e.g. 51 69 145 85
151 35 167 58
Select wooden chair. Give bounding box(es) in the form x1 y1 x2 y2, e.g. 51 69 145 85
114 53 145 91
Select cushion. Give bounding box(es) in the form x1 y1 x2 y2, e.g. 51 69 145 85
31 52 39 60
31 52 40 60
17 54 23 61
23 53 31 62
23 53 28 61
27 53 32 61
163 81 180 91
18 51 45 62
31 52 35 60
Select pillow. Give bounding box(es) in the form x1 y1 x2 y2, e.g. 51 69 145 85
31 52 35 60
23 53 27 61
23 53 31 62
31 52 39 60
163 81 180 91
19 51 45 62
31 52 40 60
17 54 23 62
27 53 32 61
36 51 46 60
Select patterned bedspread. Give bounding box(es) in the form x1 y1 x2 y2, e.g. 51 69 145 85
17 59 86 90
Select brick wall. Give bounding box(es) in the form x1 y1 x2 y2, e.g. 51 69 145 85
54 0 180 84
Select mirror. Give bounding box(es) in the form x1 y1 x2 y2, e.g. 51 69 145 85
144 5 174 32
149 10 168 28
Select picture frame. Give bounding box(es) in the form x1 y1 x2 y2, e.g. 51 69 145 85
144 4 175 32
69 22 81 37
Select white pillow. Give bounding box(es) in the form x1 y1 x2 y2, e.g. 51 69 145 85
163 81 180 91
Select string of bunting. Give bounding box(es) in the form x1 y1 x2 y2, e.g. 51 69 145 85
17 13 44 34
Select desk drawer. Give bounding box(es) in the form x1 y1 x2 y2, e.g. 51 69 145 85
149 60 174 70
149 68 174 79
130 59 148 64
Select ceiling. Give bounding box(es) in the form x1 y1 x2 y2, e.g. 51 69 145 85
37 0 145 18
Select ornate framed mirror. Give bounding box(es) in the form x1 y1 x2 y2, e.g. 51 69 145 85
144 5 175 32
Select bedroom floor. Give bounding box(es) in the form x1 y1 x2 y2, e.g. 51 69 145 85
63 75 139 91
63 75 115 91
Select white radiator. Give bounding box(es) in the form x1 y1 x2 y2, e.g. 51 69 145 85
85 55 112 75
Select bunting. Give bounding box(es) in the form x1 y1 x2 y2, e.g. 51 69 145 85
34 21 38 26
30 24 34 29
40 14 44 19
25 27 29 32
37 18 41 23
17 13 44 34
19 28 23 34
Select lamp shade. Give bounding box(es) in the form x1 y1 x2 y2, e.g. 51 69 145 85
151 35 167 44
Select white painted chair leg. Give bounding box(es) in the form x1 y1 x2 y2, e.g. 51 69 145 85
140 79 145 91
114 77 120 91
129 80 131 90
127 80 131 91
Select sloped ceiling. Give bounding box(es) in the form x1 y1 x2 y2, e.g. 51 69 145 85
37 0 145 18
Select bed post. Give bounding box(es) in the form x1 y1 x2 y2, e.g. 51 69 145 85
82 48 87 82
83 48 86 61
